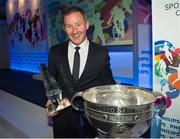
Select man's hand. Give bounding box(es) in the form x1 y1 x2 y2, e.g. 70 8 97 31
45 98 71 117
58 98 71 108
45 99 58 117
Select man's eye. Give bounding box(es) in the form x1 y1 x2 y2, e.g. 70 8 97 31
76 24 81 27
66 25 72 29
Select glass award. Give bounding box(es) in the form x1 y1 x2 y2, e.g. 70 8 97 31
40 63 70 115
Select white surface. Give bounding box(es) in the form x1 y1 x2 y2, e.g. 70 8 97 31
0 89 53 138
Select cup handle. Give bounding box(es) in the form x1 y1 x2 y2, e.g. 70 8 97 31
153 91 168 116
71 91 84 111
151 91 167 138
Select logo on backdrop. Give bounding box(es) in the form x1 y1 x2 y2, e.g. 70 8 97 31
164 2 180 16
154 40 180 107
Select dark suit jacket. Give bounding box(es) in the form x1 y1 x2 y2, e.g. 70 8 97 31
48 40 116 137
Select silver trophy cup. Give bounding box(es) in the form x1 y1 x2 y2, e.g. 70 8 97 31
71 85 168 138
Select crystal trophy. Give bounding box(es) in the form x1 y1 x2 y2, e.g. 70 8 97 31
40 63 70 115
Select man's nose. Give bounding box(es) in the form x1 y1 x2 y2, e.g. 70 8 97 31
72 26 78 34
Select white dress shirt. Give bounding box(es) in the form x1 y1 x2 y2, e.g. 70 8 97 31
68 37 89 79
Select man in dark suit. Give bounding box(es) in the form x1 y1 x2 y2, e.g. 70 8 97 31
45 6 116 138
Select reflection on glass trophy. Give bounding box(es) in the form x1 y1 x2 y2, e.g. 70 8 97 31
40 63 69 115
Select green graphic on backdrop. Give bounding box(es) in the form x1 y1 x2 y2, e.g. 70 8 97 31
47 0 133 48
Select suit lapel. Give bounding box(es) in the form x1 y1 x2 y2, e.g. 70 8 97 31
78 42 95 86
61 45 74 84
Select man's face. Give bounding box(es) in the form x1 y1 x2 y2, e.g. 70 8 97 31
64 12 89 45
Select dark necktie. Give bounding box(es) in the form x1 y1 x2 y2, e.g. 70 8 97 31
72 46 80 81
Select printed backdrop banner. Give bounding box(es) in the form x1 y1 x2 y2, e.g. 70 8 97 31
137 0 152 89
6 0 48 72
152 0 180 138
47 0 133 47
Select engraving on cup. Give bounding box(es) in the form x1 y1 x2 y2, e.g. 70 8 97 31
85 102 154 114
85 108 153 123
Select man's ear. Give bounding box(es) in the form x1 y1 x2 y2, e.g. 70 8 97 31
63 25 68 35
63 25 66 32
86 20 89 30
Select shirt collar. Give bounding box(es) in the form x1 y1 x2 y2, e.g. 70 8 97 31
68 37 89 50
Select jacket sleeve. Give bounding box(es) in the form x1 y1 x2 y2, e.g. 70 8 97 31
100 48 116 85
